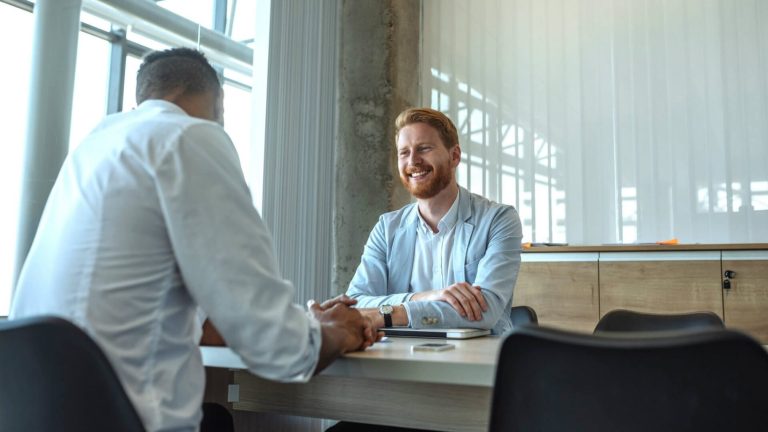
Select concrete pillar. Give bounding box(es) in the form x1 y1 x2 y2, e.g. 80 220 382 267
333 0 421 294
14 0 82 285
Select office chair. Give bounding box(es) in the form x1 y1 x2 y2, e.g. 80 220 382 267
489 326 768 432
509 305 538 327
594 308 724 333
0 316 145 432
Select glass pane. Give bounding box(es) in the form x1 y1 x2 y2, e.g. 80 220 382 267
69 32 111 150
126 31 170 52
80 11 112 33
158 0 215 29
224 68 251 87
222 82 253 187
122 55 143 112
229 0 256 42
0 3 33 315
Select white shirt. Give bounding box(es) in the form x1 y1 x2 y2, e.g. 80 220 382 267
10 100 321 432
408 192 461 292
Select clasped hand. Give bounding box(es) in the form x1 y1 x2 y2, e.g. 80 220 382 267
307 295 382 352
411 282 488 321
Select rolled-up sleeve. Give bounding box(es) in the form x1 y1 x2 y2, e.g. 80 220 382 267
156 123 319 382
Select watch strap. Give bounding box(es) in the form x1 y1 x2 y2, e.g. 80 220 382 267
383 311 393 328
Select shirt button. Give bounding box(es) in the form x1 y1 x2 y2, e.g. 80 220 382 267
421 317 439 326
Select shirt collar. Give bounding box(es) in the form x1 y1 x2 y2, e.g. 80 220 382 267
136 99 188 115
416 190 461 235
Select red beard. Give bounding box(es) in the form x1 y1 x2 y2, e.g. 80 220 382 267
400 162 453 199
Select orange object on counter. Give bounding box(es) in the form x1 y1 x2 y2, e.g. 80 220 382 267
656 238 679 245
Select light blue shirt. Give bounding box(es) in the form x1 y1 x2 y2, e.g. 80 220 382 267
346 187 523 334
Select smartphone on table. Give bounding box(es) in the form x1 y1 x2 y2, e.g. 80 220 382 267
412 342 455 352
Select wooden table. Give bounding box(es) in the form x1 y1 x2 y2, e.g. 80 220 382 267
202 336 502 432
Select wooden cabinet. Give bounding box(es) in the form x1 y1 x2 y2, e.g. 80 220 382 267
722 251 768 342
516 245 768 342
513 253 599 333
599 252 723 319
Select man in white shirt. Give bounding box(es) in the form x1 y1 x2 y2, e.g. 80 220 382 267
10 48 375 432
345 108 523 334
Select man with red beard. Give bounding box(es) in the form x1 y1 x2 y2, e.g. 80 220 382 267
345 108 523 334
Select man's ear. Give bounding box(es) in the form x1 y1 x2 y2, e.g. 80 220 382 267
450 145 462 167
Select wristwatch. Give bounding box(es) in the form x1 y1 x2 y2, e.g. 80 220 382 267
379 304 394 328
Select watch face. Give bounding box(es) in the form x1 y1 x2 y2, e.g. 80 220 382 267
380 304 394 314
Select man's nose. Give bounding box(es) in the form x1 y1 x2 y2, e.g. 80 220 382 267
407 152 422 165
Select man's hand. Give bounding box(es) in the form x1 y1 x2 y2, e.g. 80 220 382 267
410 282 488 321
313 294 383 347
318 293 359 309
308 297 381 374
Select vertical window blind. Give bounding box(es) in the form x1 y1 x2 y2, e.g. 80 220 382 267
423 0 768 244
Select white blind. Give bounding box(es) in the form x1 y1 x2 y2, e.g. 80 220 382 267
423 0 768 244
260 0 338 305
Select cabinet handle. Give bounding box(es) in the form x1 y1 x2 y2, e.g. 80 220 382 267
723 269 735 290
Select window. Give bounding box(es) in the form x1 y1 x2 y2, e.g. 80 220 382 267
69 32 110 150
0 1 33 315
122 54 142 112
2 0 261 316
223 70 254 184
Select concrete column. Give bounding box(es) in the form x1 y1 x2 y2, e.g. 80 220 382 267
333 0 421 294
14 0 82 284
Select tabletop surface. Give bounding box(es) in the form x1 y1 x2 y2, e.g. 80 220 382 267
202 335 502 386
202 336 768 388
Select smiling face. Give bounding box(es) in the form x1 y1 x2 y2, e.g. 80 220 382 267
397 122 461 199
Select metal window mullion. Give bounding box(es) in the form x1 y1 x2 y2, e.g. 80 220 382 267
1 0 33 13
106 27 127 114
213 0 227 34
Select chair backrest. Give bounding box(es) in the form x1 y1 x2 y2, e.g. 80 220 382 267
489 326 768 432
509 305 538 327
594 308 724 333
0 316 145 432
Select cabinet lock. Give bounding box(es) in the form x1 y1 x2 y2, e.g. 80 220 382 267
723 270 736 290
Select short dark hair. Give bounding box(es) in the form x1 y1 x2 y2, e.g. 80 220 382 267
395 108 459 149
136 48 221 104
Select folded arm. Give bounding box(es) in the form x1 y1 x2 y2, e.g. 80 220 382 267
347 207 523 331
406 208 523 330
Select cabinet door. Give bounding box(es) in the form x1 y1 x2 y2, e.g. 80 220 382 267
722 251 768 343
514 253 599 333
599 251 723 319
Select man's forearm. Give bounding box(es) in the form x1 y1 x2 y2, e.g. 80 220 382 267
406 298 505 329
361 304 409 328
347 291 413 308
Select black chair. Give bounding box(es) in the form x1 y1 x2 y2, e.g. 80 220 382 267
489 326 768 432
509 305 538 327
0 316 145 432
594 308 724 333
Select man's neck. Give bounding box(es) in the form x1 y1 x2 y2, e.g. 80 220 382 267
417 183 460 233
